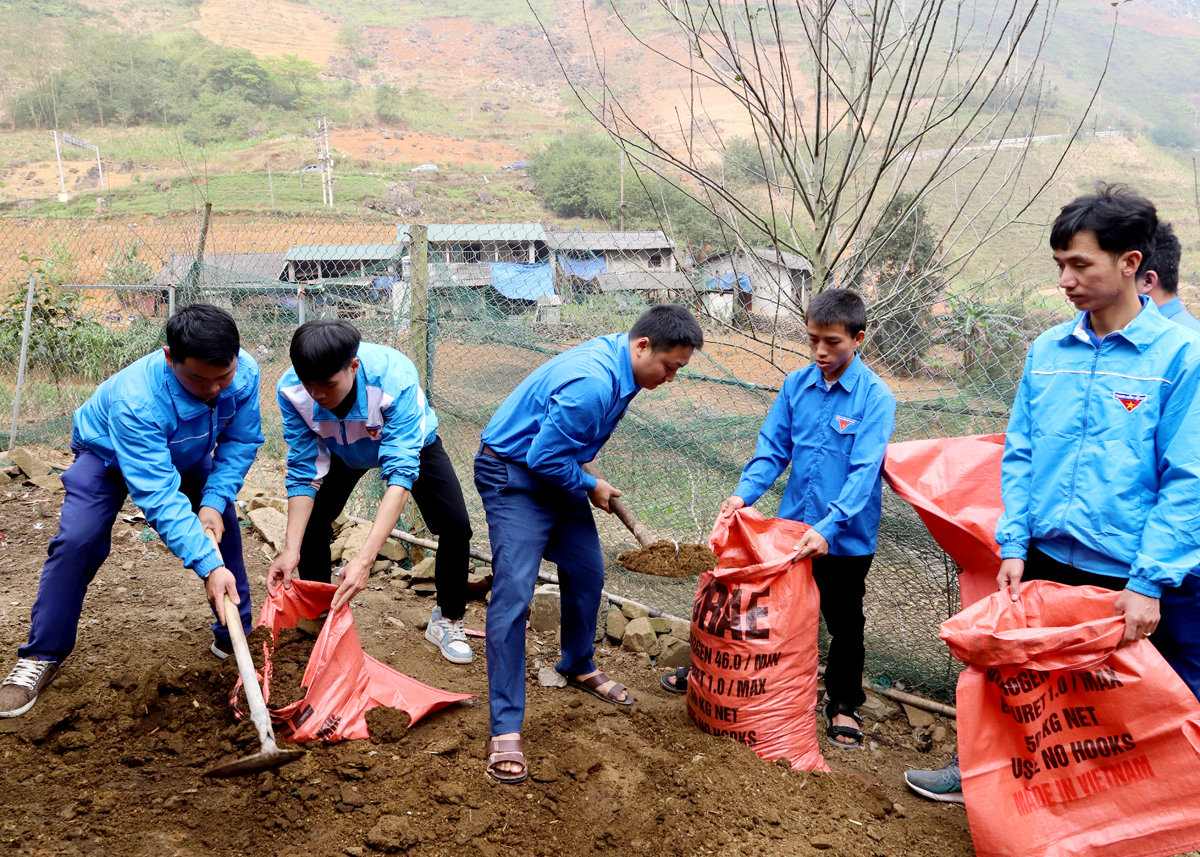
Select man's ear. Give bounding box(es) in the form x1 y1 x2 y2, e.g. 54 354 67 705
162 346 174 368
1136 271 1158 296
1120 250 1143 278
854 330 866 348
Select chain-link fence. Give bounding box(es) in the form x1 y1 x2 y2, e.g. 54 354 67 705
5 211 1197 700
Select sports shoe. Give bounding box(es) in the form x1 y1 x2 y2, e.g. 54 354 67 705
425 607 473 665
211 640 233 661
0 658 60 718
904 755 964 804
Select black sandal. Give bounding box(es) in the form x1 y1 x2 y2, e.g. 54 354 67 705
822 700 863 750
660 667 689 695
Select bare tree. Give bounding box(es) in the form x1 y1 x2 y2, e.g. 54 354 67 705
536 0 1114 312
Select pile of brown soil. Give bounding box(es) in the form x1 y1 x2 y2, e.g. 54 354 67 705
617 540 719 578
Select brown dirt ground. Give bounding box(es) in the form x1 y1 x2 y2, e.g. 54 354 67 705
0 478 982 857
617 541 718 578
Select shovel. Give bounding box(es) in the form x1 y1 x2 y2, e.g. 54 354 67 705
200 529 305 778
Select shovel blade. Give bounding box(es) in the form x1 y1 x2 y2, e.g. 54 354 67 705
202 747 306 778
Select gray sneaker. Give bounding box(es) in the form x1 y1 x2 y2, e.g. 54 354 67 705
904 755 964 804
425 607 473 664
0 658 60 718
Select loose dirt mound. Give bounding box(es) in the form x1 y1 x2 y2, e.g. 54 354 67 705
0 483 976 856
617 540 718 578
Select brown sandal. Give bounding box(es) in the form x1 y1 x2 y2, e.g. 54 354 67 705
565 671 635 707
486 737 528 784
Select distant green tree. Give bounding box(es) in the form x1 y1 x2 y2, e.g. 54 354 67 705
265 53 322 119
1150 121 1197 150
375 83 402 123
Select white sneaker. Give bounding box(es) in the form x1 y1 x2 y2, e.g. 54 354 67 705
425 607 473 665
0 658 59 718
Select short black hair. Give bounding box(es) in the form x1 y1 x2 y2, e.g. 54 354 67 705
807 288 867 337
290 320 362 382
1137 220 1181 295
628 303 704 351
165 303 239 366
1050 182 1157 261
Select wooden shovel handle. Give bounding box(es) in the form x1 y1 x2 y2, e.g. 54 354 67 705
581 462 653 547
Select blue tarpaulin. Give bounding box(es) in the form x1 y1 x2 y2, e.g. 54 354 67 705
557 254 607 281
706 273 753 292
488 263 556 301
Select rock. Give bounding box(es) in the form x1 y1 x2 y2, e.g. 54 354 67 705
248 507 288 554
657 635 691 669
620 601 650 621
648 617 672 635
245 495 272 512
7 447 51 478
385 616 406 631
341 523 374 562
621 616 660 656
528 584 560 633
809 835 835 850
399 608 428 630
28 473 63 492
371 560 391 575
378 538 408 561
57 730 96 751
465 567 493 598
932 725 948 743
340 784 367 807
332 512 350 532
408 556 437 581
366 815 415 852
330 535 347 562
605 607 628 643
668 619 691 642
411 581 437 596
237 483 268 502
902 703 937 728
537 666 566 688
635 652 652 668
859 694 900 722
432 781 466 804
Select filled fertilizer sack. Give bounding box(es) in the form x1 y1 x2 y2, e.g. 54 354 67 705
941 580 1200 857
687 507 828 772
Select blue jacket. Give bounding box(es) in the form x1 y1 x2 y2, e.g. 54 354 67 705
1159 296 1200 335
72 348 263 579
481 334 639 493
734 356 896 555
278 343 438 498
996 297 1200 597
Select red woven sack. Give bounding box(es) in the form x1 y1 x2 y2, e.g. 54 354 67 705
941 581 1200 857
687 508 829 772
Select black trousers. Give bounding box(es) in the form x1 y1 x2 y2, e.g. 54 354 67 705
812 553 875 709
296 436 472 621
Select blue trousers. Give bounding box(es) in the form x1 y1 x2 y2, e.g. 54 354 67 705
475 451 606 737
19 445 252 664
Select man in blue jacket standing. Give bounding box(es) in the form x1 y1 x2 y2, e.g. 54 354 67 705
906 184 1200 804
478 303 703 784
0 303 263 718
1137 220 1200 335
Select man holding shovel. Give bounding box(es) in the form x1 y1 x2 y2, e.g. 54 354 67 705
0 304 263 718
477 303 704 784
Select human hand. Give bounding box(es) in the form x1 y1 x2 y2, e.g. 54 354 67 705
997 558 1025 601
331 555 371 611
1114 589 1160 645
587 478 623 514
795 528 828 560
719 496 746 518
198 506 224 542
267 549 300 594
204 566 239 624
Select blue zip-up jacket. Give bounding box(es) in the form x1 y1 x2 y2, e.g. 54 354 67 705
481 334 639 493
278 343 438 498
734 355 896 555
72 348 263 579
1159 296 1200 335
996 297 1200 598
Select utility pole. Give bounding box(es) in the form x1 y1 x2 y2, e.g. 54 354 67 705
318 115 334 208
52 131 66 194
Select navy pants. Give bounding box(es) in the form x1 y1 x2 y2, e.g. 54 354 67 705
19 445 252 664
1025 545 1200 702
475 451 605 737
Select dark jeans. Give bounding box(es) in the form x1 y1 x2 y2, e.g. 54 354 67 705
296 436 472 621
812 553 875 710
1024 544 1200 702
20 445 252 663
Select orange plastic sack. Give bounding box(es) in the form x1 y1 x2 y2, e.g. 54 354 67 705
687 508 829 772
941 581 1200 857
230 579 472 743
883 434 1006 608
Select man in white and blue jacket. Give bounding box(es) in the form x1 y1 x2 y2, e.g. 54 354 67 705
0 304 263 718
266 321 475 665
476 303 703 785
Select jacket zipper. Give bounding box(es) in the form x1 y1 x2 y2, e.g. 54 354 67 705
1062 342 1102 529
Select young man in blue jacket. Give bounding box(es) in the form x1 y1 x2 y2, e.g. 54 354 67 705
266 320 475 664
0 303 263 718
906 184 1200 804
478 303 703 783
1137 220 1200 335
664 289 896 750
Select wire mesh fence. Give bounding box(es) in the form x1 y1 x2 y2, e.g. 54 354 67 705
5 210 1197 700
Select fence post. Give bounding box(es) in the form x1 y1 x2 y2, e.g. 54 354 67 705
9 274 37 450
409 225 431 400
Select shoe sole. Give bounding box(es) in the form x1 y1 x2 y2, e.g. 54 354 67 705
424 630 473 664
211 642 231 661
904 775 965 804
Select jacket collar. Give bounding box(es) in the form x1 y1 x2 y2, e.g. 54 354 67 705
1062 295 1164 353
618 335 638 397
160 350 228 418
800 353 862 392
